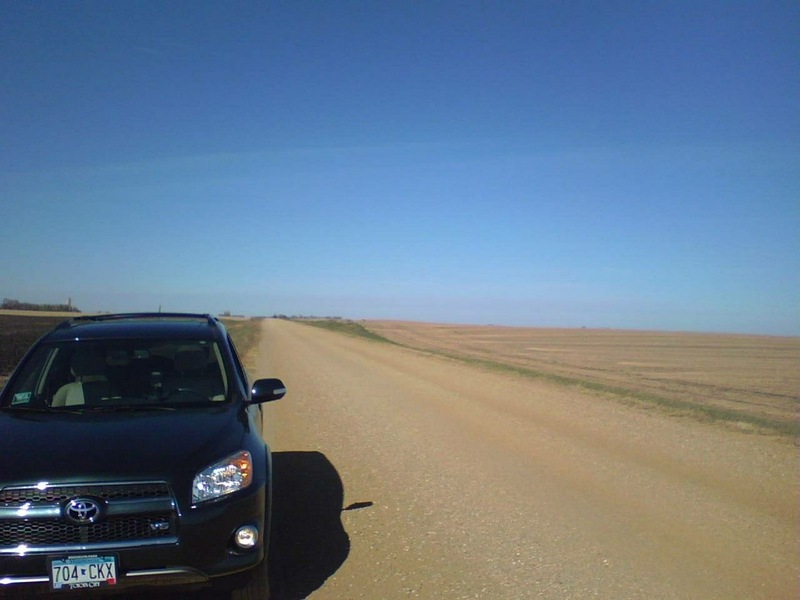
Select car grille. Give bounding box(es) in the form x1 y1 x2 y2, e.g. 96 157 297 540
0 482 171 504
0 482 177 550
0 515 174 546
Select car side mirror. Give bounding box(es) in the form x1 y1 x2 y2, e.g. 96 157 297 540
250 378 286 404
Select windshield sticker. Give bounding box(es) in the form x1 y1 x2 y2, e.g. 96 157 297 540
12 392 32 405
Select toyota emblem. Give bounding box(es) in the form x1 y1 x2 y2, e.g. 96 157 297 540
64 498 101 524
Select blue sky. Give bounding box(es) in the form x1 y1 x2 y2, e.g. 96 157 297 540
1 1 798 334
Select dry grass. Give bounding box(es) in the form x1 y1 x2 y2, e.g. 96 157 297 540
220 317 264 371
363 321 800 436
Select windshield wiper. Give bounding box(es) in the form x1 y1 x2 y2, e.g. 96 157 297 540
1 405 50 413
83 404 177 412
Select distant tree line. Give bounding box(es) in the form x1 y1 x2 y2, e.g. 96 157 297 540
1 298 81 313
272 314 342 320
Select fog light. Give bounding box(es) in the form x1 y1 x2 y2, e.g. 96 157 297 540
234 525 259 549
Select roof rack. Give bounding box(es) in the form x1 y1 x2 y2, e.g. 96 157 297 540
60 313 218 328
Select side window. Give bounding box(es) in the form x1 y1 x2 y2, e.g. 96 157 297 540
227 335 249 390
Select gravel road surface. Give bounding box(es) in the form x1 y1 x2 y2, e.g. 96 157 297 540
257 319 798 600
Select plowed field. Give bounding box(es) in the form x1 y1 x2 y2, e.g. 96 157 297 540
364 321 800 435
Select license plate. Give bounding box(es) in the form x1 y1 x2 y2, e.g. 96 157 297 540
50 554 117 591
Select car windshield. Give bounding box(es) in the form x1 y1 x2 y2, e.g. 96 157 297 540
1 338 230 411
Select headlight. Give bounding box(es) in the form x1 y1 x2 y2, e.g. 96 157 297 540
192 450 253 504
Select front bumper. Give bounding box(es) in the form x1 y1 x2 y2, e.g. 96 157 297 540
0 482 267 594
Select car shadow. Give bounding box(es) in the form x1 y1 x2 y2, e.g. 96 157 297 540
268 450 350 600
111 451 348 600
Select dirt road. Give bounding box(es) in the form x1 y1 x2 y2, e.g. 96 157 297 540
257 319 798 599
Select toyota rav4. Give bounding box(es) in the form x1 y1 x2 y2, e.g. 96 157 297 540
0 313 285 597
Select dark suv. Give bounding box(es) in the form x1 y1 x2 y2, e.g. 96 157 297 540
0 313 285 597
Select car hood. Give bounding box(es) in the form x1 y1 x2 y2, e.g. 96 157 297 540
0 405 249 488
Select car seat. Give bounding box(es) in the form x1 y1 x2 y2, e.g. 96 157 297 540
164 347 225 400
52 350 112 407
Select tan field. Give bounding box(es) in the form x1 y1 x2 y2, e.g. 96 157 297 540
365 321 800 435
0 309 96 318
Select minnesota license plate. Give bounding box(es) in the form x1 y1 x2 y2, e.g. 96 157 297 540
50 554 117 591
